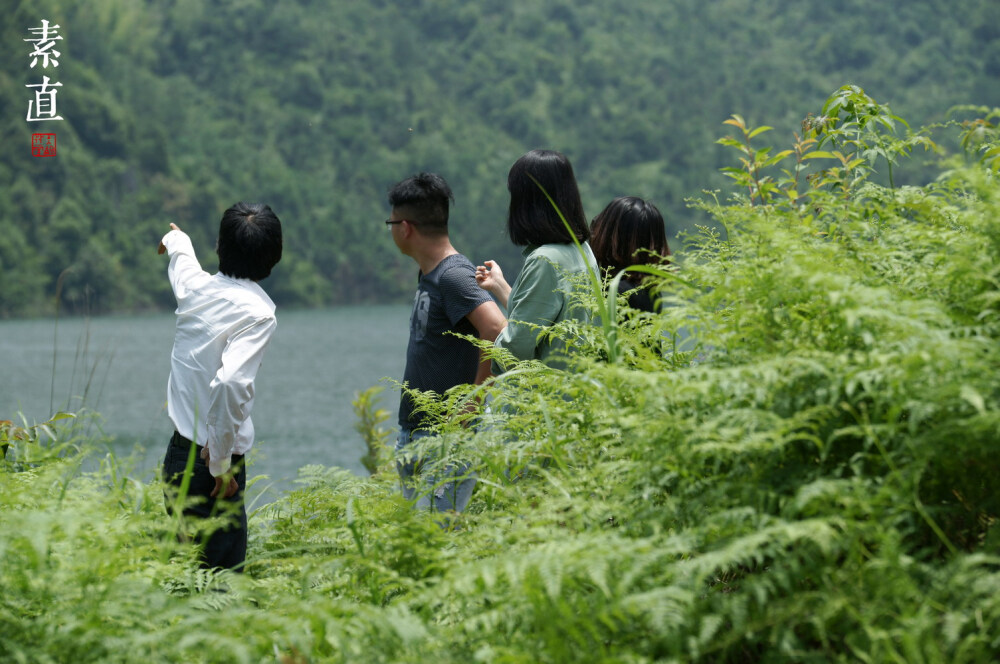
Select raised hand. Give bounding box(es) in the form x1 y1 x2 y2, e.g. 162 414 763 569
157 223 181 255
475 260 511 307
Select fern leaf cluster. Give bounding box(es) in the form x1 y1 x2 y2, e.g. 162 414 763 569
3 91 1000 662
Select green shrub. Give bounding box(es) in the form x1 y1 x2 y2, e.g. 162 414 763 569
3 89 1000 662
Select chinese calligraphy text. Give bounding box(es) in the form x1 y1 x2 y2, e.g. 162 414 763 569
26 19 65 155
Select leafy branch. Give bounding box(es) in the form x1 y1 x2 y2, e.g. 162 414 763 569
717 86 939 211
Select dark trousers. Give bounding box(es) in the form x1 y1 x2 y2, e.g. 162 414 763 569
162 431 247 571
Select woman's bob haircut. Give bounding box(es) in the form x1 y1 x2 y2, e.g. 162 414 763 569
589 196 670 283
506 149 589 246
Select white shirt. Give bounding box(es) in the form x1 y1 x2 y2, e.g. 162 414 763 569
162 229 277 477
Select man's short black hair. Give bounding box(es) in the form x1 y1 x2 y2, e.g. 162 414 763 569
506 149 589 247
387 172 454 236
216 202 283 281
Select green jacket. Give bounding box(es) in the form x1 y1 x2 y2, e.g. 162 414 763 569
493 241 599 373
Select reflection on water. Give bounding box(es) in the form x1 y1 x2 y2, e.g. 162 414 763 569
0 306 409 500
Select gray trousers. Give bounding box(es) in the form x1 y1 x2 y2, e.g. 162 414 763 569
395 428 476 513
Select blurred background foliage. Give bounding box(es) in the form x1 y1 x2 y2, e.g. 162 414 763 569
2 0 999 317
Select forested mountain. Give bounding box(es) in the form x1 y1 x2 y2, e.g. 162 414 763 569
3 0 999 317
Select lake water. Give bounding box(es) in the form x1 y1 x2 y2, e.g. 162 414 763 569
0 306 410 501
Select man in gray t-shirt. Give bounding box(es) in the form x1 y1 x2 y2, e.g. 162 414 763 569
400 253 493 429
386 172 505 513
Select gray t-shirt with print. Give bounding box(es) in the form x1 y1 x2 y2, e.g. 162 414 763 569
398 253 493 429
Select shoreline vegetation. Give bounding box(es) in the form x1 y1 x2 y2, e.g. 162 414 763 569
3 94 1000 662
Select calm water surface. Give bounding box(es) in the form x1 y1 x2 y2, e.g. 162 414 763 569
0 306 410 500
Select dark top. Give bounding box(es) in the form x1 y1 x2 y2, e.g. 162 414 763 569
398 253 494 428
618 276 656 313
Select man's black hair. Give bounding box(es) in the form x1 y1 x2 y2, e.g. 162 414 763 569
386 172 454 236
216 202 283 281
506 149 589 247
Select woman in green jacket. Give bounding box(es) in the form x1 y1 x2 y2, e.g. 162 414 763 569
476 149 599 372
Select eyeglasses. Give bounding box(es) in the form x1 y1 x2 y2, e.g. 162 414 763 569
384 219 407 228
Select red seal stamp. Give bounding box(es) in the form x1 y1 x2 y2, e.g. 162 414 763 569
31 133 56 157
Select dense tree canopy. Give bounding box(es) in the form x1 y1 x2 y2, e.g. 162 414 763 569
2 0 998 316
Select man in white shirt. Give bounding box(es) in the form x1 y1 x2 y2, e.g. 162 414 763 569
158 202 282 571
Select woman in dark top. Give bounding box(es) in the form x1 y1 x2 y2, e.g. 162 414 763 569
589 196 671 313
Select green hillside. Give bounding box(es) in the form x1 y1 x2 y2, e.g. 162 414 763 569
2 0 999 316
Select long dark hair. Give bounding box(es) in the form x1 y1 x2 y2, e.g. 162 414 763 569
589 196 669 283
506 149 589 246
